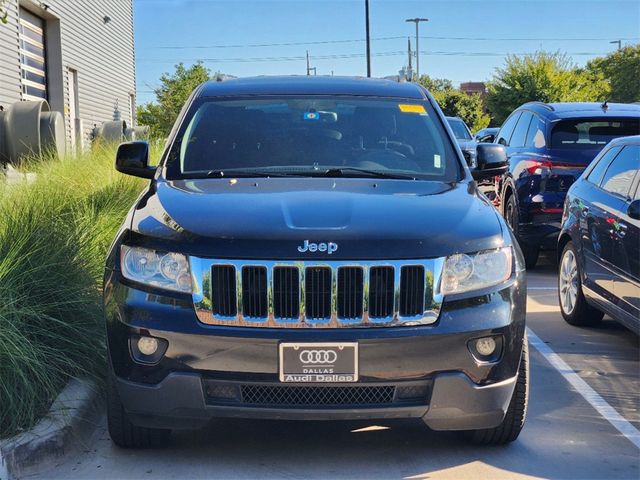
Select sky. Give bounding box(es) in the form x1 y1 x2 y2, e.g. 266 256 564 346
133 0 640 104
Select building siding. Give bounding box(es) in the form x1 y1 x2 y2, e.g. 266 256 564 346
0 0 21 106
0 0 136 149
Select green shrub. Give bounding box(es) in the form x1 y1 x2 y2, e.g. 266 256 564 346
0 144 145 438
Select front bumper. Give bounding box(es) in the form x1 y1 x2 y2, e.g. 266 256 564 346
105 267 526 432
117 370 517 431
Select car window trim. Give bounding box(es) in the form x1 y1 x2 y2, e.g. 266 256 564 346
510 111 535 148
595 145 638 200
497 111 522 146
584 145 622 185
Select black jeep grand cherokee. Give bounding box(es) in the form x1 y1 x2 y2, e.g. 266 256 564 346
105 76 528 447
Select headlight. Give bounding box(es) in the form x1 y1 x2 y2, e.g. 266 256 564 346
440 247 513 295
120 245 192 293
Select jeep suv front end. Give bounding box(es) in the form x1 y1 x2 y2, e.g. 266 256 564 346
104 76 528 448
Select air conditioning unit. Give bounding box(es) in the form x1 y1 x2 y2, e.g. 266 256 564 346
0 100 66 166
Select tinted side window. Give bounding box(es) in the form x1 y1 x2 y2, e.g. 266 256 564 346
525 114 546 148
509 112 534 148
599 145 640 197
496 112 521 146
587 146 622 185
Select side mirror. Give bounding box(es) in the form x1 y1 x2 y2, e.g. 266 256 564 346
115 141 155 179
472 144 508 180
628 199 640 220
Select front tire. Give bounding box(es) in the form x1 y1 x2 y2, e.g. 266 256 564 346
465 336 529 445
504 195 539 269
558 241 603 326
107 371 171 448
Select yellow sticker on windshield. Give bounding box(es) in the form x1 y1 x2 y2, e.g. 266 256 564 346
398 104 426 114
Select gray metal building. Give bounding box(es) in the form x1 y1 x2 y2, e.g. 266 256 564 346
0 0 136 151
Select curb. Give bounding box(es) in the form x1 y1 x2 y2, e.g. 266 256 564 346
0 378 103 480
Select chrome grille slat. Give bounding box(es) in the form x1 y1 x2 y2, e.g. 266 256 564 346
193 258 444 328
242 266 268 319
337 266 364 320
400 265 425 317
211 265 237 317
273 266 299 320
369 266 394 319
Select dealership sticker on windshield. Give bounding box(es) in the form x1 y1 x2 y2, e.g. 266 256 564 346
398 104 426 114
303 111 320 120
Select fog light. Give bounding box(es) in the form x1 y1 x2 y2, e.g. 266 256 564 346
137 336 159 356
475 337 496 356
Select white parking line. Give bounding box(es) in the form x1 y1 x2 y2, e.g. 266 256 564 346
527 327 640 449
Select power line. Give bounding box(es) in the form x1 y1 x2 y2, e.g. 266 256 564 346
138 50 613 64
150 36 639 49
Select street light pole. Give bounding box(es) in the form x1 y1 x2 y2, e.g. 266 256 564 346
405 17 428 81
365 0 371 77
610 39 622 50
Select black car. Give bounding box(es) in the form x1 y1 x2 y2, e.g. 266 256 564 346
486 101 640 268
446 116 477 167
475 127 500 143
105 76 527 448
557 135 640 333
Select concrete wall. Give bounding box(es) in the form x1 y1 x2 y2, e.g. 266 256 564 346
0 0 136 150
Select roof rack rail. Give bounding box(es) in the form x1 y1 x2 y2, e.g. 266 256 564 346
523 101 554 111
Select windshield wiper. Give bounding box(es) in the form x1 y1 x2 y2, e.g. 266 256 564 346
204 169 300 178
317 167 418 180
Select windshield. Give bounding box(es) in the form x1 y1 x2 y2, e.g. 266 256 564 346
166 96 460 181
551 119 640 149
447 118 472 140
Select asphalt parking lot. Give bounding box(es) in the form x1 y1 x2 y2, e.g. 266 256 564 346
33 255 639 480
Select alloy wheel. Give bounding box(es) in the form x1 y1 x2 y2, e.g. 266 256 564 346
559 249 579 315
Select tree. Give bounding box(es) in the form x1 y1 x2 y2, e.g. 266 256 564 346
586 44 640 103
137 62 213 138
419 75 453 93
419 75 490 132
486 52 611 124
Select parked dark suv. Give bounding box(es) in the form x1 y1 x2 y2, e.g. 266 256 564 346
105 76 528 448
484 102 640 268
557 135 640 333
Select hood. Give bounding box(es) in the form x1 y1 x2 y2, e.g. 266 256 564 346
130 177 506 259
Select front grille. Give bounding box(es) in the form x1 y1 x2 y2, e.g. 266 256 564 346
400 266 425 316
242 266 268 318
211 265 237 317
241 385 395 407
369 266 394 318
305 267 332 320
273 267 299 319
194 259 442 327
337 267 364 319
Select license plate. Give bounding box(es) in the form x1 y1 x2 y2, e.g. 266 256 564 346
279 342 358 383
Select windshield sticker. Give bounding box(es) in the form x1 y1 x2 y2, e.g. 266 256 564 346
398 104 426 114
434 154 441 168
303 111 320 120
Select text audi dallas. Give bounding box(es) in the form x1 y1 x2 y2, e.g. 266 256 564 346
104 76 528 448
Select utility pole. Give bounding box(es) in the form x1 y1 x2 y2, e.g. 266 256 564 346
306 50 316 75
610 39 622 50
405 17 428 80
365 0 371 77
407 37 413 81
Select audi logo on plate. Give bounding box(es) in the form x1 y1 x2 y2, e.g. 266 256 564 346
299 349 338 364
